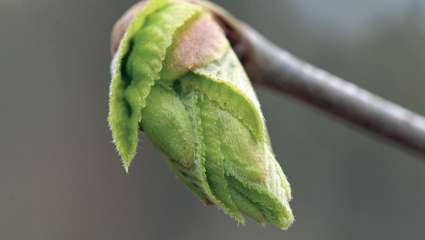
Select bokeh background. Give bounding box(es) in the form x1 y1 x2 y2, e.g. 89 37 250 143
1 0 424 239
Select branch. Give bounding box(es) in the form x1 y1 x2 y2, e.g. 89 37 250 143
240 24 425 158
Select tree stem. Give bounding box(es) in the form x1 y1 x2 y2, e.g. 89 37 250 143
241 24 425 158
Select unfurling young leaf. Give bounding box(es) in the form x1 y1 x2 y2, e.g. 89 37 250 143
108 0 294 229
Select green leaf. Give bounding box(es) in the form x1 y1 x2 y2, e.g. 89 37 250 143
109 0 202 172
108 0 294 229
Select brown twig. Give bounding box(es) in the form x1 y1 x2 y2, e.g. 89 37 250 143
239 23 425 158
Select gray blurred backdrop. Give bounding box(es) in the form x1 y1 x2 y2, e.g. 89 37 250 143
1 0 424 239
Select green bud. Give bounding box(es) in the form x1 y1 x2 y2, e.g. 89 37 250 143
109 0 294 229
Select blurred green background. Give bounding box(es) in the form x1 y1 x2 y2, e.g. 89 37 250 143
1 0 424 239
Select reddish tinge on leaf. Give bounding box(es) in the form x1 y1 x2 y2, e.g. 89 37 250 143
111 0 230 74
